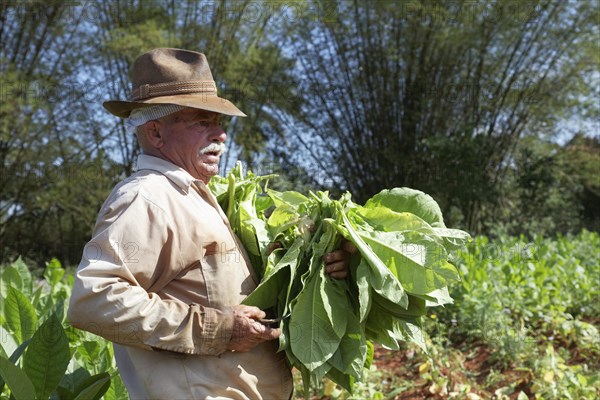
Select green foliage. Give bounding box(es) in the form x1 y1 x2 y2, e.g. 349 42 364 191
0 259 125 400
0 356 36 400
1 0 597 266
1 0 303 265
23 315 70 399
4 287 37 344
485 134 600 237
433 231 599 378
304 231 599 399
210 163 470 394
2 234 598 399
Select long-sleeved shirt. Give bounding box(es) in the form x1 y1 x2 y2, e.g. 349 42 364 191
68 154 293 399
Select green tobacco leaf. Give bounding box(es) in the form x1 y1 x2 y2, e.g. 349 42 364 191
243 238 303 309
320 277 348 339
0 326 19 360
208 179 228 199
0 356 36 400
417 286 454 307
365 187 446 228
242 208 271 259
43 258 65 287
277 317 290 353
372 293 426 319
12 258 33 297
315 221 347 338
1 266 21 300
326 364 354 394
355 259 372 322
267 205 299 238
238 196 270 269
430 228 471 248
72 372 111 400
364 340 374 369
244 265 290 311
214 167 465 394
309 360 331 389
267 189 310 209
34 294 54 322
289 269 341 371
1 258 33 300
341 212 408 308
5 286 38 343
58 366 92 398
255 194 273 215
394 317 426 352
355 207 470 250
75 341 103 371
328 309 366 381
8 339 30 363
0 339 30 393
364 300 401 350
103 373 128 400
355 207 432 232
226 167 238 219
279 257 298 321
56 385 75 400
23 313 71 399
358 230 459 295
298 363 311 398
53 298 66 324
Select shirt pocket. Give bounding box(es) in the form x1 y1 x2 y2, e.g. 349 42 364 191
158 260 208 306
200 240 248 308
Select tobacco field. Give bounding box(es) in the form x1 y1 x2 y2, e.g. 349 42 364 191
1 231 598 399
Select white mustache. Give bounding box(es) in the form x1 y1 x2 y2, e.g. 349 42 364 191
199 142 226 156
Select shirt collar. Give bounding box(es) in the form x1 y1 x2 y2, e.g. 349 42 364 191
135 154 199 193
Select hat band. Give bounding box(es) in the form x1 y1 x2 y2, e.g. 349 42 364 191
130 80 218 101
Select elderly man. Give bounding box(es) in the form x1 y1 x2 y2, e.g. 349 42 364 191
67 48 351 399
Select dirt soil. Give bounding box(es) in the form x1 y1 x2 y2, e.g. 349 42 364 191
372 343 535 400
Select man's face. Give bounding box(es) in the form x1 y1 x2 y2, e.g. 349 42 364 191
156 108 226 183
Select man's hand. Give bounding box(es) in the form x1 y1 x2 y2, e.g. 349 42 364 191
227 305 280 352
323 239 358 279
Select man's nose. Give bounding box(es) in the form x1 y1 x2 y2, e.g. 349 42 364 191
209 126 227 142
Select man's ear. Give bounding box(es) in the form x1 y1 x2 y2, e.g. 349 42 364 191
144 121 164 148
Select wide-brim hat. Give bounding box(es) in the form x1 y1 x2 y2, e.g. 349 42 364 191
103 48 246 118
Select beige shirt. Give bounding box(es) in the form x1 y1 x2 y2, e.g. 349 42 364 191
68 155 293 399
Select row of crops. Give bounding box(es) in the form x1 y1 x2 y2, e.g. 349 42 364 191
1 231 599 399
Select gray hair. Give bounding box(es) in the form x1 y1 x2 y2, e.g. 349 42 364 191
126 104 187 127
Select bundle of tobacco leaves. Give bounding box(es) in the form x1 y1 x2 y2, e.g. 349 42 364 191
209 162 470 394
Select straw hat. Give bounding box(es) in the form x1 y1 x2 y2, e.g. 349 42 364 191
103 48 246 118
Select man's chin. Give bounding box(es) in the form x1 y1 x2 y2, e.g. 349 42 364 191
199 163 219 178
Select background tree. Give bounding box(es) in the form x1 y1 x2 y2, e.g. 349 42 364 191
269 0 598 233
0 0 300 265
0 0 597 266
496 134 600 236
0 0 119 265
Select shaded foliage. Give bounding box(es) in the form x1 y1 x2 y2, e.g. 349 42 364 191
0 1 122 265
489 134 600 236
0 0 597 266
0 0 298 265
271 0 598 233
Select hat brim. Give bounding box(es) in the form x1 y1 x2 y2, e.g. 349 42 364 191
103 93 246 118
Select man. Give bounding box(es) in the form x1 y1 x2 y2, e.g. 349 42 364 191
68 48 352 399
